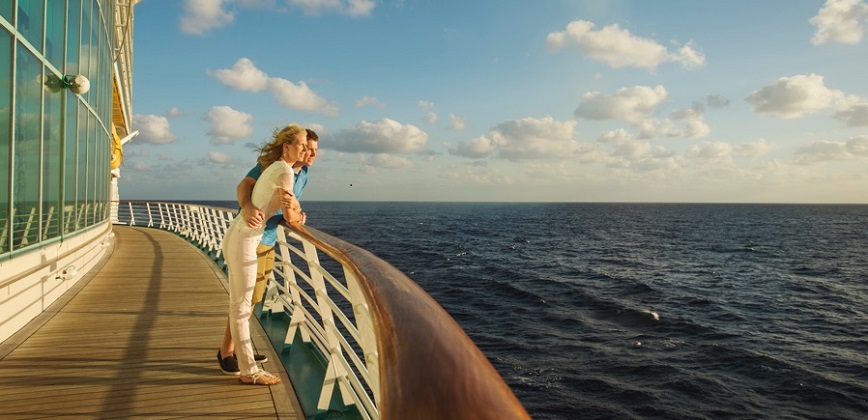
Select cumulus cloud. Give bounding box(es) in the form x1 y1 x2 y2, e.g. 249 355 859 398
705 95 730 109
810 0 868 45
448 116 585 161
745 74 847 119
180 0 374 35
180 0 235 35
132 114 176 144
794 135 868 164
207 58 269 91
288 0 375 16
206 151 236 165
575 85 668 123
449 114 466 131
685 142 734 160
208 58 338 117
205 106 254 145
735 139 775 157
832 102 868 126
546 20 705 70
329 118 428 154
355 96 382 107
368 154 413 169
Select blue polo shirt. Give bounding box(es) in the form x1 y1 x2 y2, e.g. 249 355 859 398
246 163 309 247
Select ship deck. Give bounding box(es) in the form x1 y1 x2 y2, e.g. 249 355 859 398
0 226 303 419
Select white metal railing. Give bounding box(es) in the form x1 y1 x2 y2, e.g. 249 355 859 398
114 201 529 420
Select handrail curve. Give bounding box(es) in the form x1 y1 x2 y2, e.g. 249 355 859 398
283 221 531 420
114 201 529 420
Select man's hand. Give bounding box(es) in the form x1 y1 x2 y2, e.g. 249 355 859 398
242 204 264 228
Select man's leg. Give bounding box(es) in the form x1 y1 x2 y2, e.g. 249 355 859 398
252 244 276 305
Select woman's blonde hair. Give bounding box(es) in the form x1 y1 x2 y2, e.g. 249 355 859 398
256 123 306 169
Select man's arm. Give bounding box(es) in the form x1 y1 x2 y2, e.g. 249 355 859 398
237 176 264 228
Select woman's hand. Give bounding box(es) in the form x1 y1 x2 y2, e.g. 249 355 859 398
281 190 303 224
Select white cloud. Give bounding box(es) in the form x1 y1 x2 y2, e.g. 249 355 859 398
369 154 413 169
449 114 466 131
132 114 176 144
575 85 668 124
205 106 254 145
448 116 584 161
268 78 339 117
180 0 235 36
546 20 705 70
417 100 434 109
166 107 184 117
735 139 775 157
810 0 868 45
832 102 868 126
180 0 374 35
685 142 734 159
208 58 338 116
355 96 382 107
207 58 269 91
448 136 498 158
288 0 375 16
794 136 868 164
330 118 428 153
745 74 846 119
425 111 438 124
206 151 236 165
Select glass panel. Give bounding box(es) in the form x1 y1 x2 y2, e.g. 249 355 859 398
16 0 44 52
86 113 96 226
13 44 42 249
80 0 91 80
63 94 77 234
0 0 12 25
46 1 65 69
66 0 80 77
76 101 87 230
43 72 63 241
0 29 11 254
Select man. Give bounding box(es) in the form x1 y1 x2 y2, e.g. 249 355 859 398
217 129 320 375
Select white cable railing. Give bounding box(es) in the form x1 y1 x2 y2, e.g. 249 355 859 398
114 200 530 420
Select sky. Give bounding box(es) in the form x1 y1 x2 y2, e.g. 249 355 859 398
123 0 868 203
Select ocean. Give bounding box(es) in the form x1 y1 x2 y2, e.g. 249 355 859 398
199 201 868 419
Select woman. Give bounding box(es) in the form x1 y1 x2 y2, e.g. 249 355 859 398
222 123 307 385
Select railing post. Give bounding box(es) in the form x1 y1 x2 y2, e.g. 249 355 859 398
302 240 355 413
346 268 380 405
272 228 309 347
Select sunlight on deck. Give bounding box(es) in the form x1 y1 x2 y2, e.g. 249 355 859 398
0 226 302 419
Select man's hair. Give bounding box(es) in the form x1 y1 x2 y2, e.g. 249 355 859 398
306 129 319 142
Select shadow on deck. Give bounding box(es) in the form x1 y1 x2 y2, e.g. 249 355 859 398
0 226 302 419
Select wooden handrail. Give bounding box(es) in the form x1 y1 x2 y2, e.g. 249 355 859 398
283 221 531 420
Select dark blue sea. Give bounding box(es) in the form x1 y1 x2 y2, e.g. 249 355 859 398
199 201 868 419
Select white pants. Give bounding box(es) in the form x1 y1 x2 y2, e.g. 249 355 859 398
222 220 264 376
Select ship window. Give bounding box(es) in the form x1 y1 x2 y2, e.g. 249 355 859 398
45 2 65 70
12 44 42 249
66 0 81 77
75 101 88 231
63 94 78 234
16 0 44 53
0 0 12 28
0 29 11 254
43 72 63 241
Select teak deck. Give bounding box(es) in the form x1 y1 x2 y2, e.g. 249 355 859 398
0 226 302 419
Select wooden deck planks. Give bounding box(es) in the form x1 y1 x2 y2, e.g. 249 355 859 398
0 226 302 419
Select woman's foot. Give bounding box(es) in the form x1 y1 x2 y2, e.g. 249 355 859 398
240 370 282 385
217 350 240 376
